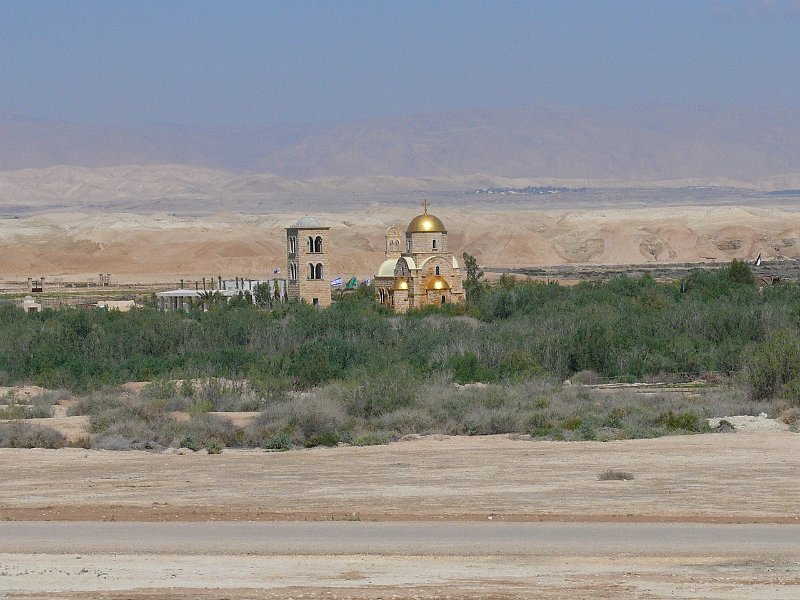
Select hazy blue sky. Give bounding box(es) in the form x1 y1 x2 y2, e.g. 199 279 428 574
1 0 798 126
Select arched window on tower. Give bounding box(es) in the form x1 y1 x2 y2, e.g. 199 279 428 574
315 263 324 280
288 236 297 254
435 266 440 275
309 263 315 279
308 236 314 252
432 239 437 250
314 236 323 253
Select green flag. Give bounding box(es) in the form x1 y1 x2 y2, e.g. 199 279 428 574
345 276 358 289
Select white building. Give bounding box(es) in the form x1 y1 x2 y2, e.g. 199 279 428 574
156 279 286 312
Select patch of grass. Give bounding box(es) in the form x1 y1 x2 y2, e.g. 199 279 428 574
598 469 634 481
352 430 394 446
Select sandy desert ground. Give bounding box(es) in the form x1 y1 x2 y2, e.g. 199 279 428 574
2 432 798 523
1 431 798 598
1 204 800 286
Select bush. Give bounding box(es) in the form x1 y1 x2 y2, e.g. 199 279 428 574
744 333 800 400
572 370 602 385
658 410 709 432
304 431 341 447
0 422 66 449
262 430 292 450
142 379 177 400
169 414 240 451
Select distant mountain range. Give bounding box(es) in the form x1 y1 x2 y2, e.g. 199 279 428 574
1 106 799 182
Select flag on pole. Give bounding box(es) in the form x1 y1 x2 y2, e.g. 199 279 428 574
273 267 281 274
331 277 343 287
345 276 358 289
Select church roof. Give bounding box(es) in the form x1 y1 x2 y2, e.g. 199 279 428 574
377 258 399 277
406 200 446 234
293 216 324 229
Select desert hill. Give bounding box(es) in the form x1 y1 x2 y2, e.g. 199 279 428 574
2 164 800 218
3 106 800 181
1 205 798 283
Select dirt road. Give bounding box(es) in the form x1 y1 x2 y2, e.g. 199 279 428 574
1 522 798 599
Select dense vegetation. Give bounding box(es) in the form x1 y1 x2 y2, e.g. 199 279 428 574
1 260 799 397
1 260 799 450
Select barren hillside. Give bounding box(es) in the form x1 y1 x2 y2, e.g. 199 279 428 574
1 205 798 283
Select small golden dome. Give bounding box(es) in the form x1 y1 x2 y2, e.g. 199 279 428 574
392 277 410 291
406 199 446 233
425 275 451 291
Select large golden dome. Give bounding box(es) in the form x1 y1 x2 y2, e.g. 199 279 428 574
406 200 446 233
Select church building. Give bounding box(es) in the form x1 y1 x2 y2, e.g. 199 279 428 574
374 201 465 313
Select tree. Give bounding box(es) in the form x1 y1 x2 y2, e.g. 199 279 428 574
462 252 485 304
727 258 755 286
197 290 224 311
253 283 272 308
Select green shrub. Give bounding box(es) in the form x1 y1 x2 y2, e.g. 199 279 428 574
304 431 340 447
449 352 494 384
744 333 800 400
142 379 177 400
658 410 709 432
263 430 292 450
189 399 214 416
352 430 394 446
179 379 195 397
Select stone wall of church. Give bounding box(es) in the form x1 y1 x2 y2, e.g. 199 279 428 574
391 289 410 313
410 256 465 307
407 231 448 254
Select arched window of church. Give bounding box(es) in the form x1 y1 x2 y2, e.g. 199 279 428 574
309 263 315 279
432 239 437 250
435 266 440 275
314 236 323 253
315 263 323 280
407 239 411 251
308 237 314 252
441 295 446 304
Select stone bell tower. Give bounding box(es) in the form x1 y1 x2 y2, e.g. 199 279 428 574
286 216 331 307
385 226 403 260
